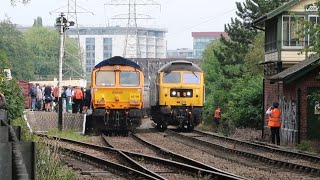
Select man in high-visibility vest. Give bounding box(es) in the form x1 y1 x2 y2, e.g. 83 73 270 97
213 106 221 131
266 102 281 145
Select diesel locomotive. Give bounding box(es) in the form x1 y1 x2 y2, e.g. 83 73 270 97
150 60 204 131
85 56 144 135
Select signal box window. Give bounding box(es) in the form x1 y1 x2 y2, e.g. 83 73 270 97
282 16 304 47
183 73 200 84
96 71 115 86
163 72 181 83
120 71 140 86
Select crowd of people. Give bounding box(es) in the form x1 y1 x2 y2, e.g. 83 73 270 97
29 83 91 114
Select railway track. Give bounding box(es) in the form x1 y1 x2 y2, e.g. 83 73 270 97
103 133 244 180
37 133 157 179
166 129 320 177
36 133 243 180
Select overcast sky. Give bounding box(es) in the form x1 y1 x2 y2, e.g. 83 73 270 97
0 0 243 49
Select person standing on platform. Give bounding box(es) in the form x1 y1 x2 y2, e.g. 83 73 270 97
83 87 91 114
73 86 83 113
65 85 72 113
36 84 43 111
29 83 37 111
44 84 53 112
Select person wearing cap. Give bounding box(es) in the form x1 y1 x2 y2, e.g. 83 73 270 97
266 102 281 145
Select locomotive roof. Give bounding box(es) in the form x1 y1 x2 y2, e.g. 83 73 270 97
94 56 141 70
158 60 203 73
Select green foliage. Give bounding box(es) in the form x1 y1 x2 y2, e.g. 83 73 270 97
224 75 263 128
0 19 35 80
36 142 76 180
46 129 88 141
244 33 265 75
0 76 25 120
295 2 320 55
0 50 11 70
199 1 286 133
33 17 43 27
24 27 83 79
11 119 77 179
11 118 34 141
295 140 320 154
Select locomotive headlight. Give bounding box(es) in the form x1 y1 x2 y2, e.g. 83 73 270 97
172 91 176 96
187 91 191 96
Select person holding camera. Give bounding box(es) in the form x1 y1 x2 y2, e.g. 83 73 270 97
266 101 281 145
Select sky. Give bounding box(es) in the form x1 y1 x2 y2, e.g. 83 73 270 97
0 0 243 49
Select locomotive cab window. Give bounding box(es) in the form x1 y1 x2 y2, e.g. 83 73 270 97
120 71 140 86
96 71 115 86
183 72 200 84
163 72 181 83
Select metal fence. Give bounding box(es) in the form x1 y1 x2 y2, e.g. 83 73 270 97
25 111 84 132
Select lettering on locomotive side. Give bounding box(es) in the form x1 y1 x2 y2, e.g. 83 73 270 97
112 91 123 94
130 93 140 99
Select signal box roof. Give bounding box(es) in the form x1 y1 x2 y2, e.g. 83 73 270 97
158 60 203 73
94 56 141 70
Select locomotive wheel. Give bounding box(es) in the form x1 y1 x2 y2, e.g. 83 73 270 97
186 123 194 132
156 115 168 131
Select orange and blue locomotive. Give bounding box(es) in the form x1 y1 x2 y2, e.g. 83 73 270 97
150 60 204 131
85 56 144 134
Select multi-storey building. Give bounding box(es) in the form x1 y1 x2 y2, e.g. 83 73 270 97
167 48 193 58
67 26 167 73
192 32 228 58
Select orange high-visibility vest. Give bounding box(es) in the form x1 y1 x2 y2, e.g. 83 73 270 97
268 108 281 127
214 108 221 118
74 89 83 100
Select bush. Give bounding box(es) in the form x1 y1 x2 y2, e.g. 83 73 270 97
0 76 25 120
12 118 76 180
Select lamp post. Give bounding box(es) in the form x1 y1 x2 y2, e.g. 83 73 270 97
56 13 74 131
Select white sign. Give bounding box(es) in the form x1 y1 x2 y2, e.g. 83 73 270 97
3 69 12 80
306 4 318 12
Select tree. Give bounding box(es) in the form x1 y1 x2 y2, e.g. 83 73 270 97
244 32 264 75
215 0 288 79
0 50 11 72
23 26 83 79
0 75 25 120
0 19 35 80
295 2 320 55
33 17 43 27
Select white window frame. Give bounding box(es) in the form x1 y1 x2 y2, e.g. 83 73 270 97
282 15 305 49
308 15 319 46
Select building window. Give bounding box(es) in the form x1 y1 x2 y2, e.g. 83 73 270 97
86 37 95 43
308 15 320 46
103 38 112 59
282 15 304 47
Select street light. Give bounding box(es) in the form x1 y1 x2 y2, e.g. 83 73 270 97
55 13 74 131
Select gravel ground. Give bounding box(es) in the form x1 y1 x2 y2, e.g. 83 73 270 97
137 132 317 180
182 132 320 169
104 135 203 180
67 119 319 179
